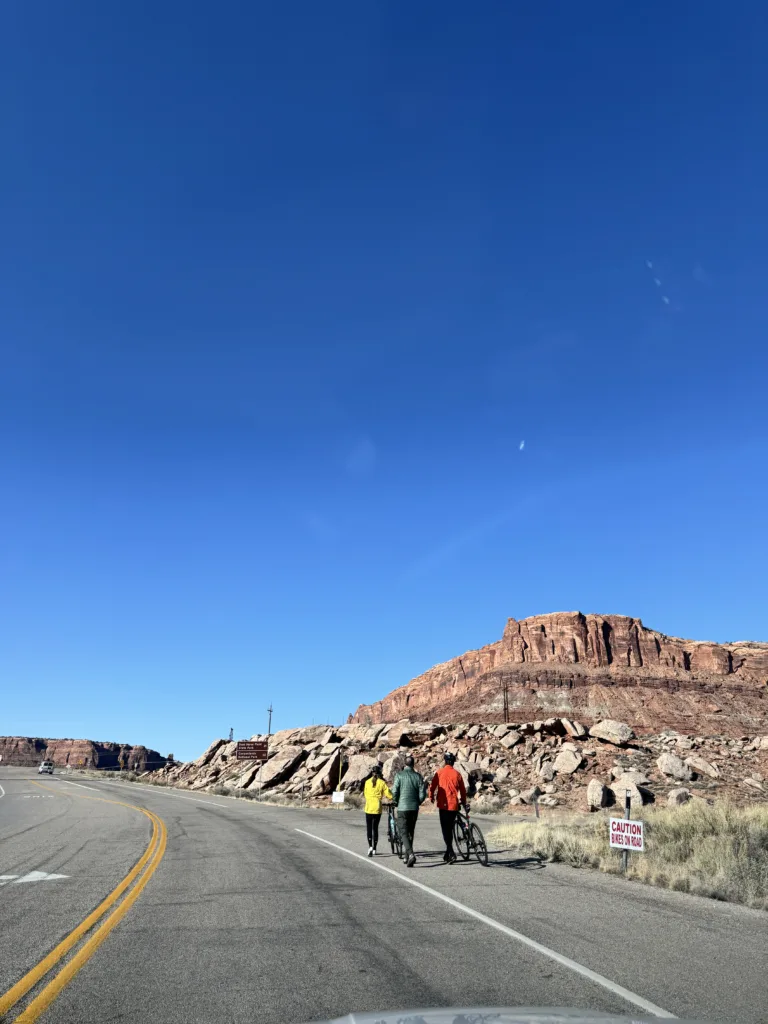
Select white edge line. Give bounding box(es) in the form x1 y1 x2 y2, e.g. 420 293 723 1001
0 783 5 799
294 828 676 1020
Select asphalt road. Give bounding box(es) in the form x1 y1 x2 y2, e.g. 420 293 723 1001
1 766 766 1024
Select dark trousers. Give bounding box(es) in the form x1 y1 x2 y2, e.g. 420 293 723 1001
439 809 458 855
365 812 381 848
397 809 419 860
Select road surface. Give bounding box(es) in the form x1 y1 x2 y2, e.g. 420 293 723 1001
0 766 766 1023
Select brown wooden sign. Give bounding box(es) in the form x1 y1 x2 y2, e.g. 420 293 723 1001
235 741 269 762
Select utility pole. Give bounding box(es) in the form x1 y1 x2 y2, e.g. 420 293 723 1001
267 704 273 739
502 678 510 724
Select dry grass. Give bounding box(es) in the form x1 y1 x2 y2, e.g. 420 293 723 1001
488 800 768 910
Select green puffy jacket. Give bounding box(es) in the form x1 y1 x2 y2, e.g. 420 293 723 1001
392 766 427 811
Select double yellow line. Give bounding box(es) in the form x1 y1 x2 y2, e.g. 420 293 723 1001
0 782 167 1022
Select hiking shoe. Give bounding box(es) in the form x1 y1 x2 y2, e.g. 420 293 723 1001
407 855 416 868
372 848 377 856
448 853 457 864
368 847 373 857
442 852 449 863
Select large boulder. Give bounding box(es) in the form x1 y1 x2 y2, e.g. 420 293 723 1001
340 754 379 791
589 720 635 747
684 754 720 779
500 730 522 749
586 778 609 811
614 769 650 786
553 748 584 775
343 724 387 749
245 747 305 790
657 752 693 781
609 779 651 806
310 747 343 795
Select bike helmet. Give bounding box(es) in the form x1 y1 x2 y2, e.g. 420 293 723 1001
443 751 456 765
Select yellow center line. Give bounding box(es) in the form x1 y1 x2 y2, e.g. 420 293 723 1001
0 781 167 1021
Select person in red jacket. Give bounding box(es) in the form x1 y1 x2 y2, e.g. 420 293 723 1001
429 751 468 863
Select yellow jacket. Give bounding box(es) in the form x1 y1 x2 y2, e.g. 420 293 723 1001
363 776 393 815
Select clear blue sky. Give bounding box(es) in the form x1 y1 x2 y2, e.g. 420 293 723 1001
2 3 766 761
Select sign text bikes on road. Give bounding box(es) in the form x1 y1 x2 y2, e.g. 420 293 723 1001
609 817 644 851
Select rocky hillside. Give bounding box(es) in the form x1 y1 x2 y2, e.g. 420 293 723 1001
350 613 768 736
150 718 768 813
0 736 168 772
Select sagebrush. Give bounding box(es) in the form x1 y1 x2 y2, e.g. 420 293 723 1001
488 800 768 910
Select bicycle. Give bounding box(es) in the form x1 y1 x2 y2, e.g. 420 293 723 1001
453 807 488 865
385 803 403 859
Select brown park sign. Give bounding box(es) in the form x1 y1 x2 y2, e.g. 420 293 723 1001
235 741 269 762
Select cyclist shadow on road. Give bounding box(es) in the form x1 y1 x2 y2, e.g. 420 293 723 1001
411 848 545 870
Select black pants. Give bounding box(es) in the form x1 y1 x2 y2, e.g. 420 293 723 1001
365 812 381 849
439 809 458 855
397 809 419 860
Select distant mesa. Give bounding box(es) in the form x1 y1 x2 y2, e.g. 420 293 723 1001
349 612 768 737
0 736 168 772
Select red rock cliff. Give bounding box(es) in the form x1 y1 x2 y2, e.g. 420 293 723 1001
0 736 168 771
350 612 768 736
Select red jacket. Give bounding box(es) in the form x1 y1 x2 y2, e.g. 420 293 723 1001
429 765 467 811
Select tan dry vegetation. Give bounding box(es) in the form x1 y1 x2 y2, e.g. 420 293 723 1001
488 800 768 910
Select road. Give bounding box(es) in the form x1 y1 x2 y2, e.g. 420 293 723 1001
0 766 766 1024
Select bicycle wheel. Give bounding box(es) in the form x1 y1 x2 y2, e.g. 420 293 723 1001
470 822 488 866
388 813 397 855
453 818 470 860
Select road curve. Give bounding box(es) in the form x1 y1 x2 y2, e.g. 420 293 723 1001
1 767 766 1024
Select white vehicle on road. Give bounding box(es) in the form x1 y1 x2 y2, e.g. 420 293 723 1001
38 761 54 775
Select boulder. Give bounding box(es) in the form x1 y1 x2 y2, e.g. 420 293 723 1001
586 778 609 810
553 748 583 775
340 753 379 791
492 724 511 739
466 725 481 739
500 730 522 750
538 762 555 782
656 752 693 781
385 721 445 747
245 747 305 791
538 795 558 807
520 785 541 804
380 753 401 784
310 747 343 795
589 720 635 746
615 770 650 786
667 788 691 807
684 754 720 779
742 777 764 792
759 736 768 751
609 780 651 806
562 719 587 739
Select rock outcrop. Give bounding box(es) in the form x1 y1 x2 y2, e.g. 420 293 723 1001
350 613 768 736
0 736 168 772
149 716 768 815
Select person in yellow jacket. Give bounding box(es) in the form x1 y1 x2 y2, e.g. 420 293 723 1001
363 763 393 856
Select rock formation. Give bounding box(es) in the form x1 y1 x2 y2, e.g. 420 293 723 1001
0 736 168 772
149 716 768 813
349 613 768 736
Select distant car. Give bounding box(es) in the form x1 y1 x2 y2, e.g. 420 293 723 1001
38 761 54 774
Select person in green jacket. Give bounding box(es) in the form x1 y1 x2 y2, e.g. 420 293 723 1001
391 755 427 867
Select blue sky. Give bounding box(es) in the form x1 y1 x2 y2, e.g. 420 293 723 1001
2 3 766 761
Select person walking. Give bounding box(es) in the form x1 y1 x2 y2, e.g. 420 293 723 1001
429 751 468 863
363 763 392 856
391 754 427 867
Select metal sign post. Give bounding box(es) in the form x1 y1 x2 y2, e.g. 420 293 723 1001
622 790 630 874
